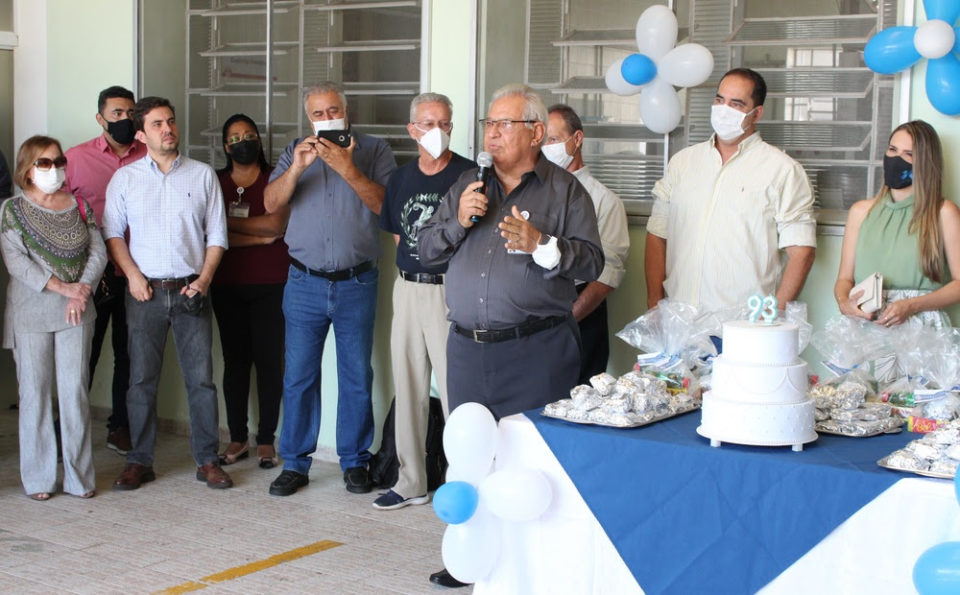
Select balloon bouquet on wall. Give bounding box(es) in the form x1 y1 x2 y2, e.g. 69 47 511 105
864 0 960 115
432 403 554 584
604 5 715 134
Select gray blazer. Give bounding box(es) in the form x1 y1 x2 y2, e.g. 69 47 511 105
1 195 107 349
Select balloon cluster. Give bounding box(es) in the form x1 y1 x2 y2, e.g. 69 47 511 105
864 0 960 115
912 472 960 593
604 5 714 134
432 403 553 583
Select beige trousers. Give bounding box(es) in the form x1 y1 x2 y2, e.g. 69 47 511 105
390 276 449 498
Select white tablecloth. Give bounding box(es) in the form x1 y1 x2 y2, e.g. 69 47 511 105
474 415 960 595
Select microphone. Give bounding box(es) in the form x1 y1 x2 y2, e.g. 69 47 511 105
470 152 494 223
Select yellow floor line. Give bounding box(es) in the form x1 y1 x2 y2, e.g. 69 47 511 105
155 539 343 594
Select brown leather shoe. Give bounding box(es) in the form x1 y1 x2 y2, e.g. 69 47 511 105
112 463 156 491
196 462 233 489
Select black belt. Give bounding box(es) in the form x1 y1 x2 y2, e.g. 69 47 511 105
148 275 198 290
452 315 568 344
400 270 443 285
291 258 375 281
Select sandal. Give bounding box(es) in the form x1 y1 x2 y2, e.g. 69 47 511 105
219 442 249 466
28 492 52 501
257 444 278 469
79 490 96 499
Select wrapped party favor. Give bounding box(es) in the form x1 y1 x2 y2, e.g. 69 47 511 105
878 419 960 478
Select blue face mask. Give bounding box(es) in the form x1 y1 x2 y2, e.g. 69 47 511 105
883 154 913 189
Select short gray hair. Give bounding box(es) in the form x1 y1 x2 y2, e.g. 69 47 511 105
488 83 548 128
409 92 453 122
303 81 347 112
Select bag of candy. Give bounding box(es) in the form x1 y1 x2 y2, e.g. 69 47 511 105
811 315 891 376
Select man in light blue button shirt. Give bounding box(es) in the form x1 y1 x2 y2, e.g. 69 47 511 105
103 96 232 491
264 82 396 497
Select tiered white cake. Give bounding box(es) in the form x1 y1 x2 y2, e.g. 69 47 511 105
696 320 817 451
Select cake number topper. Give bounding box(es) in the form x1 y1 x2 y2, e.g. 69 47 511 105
747 294 779 324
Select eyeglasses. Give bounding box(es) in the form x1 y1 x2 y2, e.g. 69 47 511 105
480 119 537 132
34 156 67 171
226 132 260 146
412 120 453 132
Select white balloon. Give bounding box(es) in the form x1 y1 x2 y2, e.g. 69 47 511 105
605 58 645 96
636 5 678 61
914 19 956 60
442 504 501 583
659 43 715 88
479 467 553 522
444 462 492 486
442 402 498 484
640 80 682 134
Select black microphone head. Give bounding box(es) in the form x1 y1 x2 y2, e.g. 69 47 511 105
477 152 493 168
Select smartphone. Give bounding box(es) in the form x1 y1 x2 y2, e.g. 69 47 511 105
316 128 352 147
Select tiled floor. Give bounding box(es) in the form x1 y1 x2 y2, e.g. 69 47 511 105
0 408 460 594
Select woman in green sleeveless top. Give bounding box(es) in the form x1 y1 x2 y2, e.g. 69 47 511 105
0 136 107 500
833 121 960 382
835 120 960 325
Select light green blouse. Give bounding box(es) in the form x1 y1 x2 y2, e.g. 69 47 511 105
853 192 941 291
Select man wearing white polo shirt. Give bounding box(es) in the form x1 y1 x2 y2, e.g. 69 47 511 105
645 68 816 312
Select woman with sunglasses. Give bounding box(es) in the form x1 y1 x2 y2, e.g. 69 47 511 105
1 136 106 500
211 114 289 469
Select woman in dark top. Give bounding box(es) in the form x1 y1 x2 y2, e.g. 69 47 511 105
212 114 290 468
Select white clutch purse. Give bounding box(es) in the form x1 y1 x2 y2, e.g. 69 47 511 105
850 272 883 313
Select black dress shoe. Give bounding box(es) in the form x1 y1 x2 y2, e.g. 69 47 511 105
429 568 469 588
269 469 309 496
343 466 372 494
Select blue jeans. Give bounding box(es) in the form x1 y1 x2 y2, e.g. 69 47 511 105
278 265 377 474
125 289 220 467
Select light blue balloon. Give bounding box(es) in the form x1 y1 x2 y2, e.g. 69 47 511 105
924 0 960 25
621 53 657 86
955 464 960 506
926 52 960 115
955 27 960 55
433 481 479 525
864 26 923 74
913 541 960 594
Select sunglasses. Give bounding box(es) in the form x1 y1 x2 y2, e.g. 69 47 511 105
34 156 68 171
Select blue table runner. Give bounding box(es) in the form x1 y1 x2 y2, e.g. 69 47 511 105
526 409 917 594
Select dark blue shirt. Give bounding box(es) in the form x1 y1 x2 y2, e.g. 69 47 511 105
379 153 475 275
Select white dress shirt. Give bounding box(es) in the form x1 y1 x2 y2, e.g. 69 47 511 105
103 154 228 279
647 133 815 311
572 166 630 288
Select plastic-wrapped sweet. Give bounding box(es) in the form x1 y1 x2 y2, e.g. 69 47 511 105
619 370 647 390
933 427 960 445
809 384 837 400
645 377 669 400
631 393 653 413
831 408 880 422
589 372 617 395
602 395 631 415
564 407 589 421
910 442 943 460
570 385 602 410
946 444 960 461
835 381 868 409
885 450 927 471
921 393 960 422
929 458 959 476
615 377 642 395
814 408 831 422
543 400 572 418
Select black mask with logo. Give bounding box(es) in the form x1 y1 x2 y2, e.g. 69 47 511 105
883 154 914 189
106 119 136 145
229 140 261 165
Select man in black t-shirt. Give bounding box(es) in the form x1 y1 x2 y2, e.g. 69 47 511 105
375 93 475 517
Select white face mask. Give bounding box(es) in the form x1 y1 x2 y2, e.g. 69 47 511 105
313 118 346 133
710 104 756 142
416 126 450 159
541 140 573 169
32 166 65 194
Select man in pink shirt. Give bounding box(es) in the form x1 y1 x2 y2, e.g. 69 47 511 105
64 86 146 455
